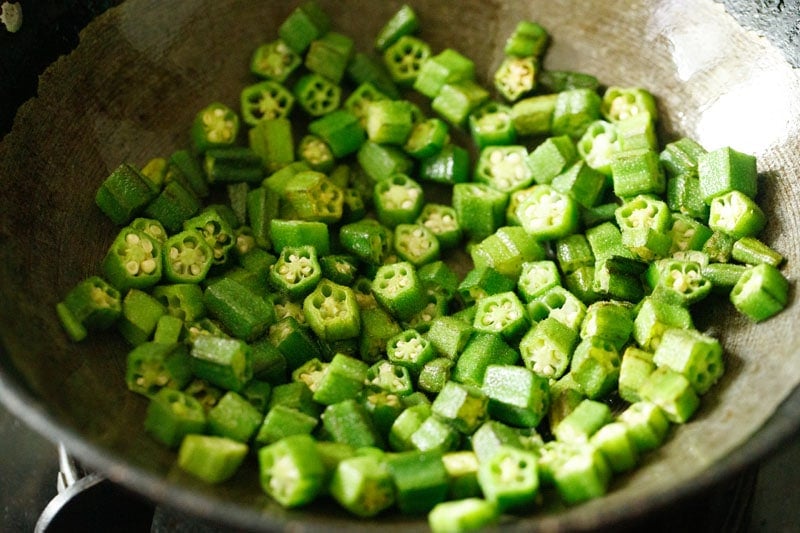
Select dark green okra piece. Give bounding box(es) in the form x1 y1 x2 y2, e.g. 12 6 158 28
190 334 252 393
144 388 206 447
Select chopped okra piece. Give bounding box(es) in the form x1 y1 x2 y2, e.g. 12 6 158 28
270 316 322 371
590 421 639 473
555 234 595 276
387 450 450 514
478 445 539 512
418 143 471 186
305 31 354 84
405 117 450 160
528 135 578 186
697 145 758 203
475 145 534 193
504 20 549 57
388 328 437 375
418 357 456 394
553 399 612 443
551 159 607 209
357 140 414 182
667 173 711 221
321 399 384 449
203 147 264 185
191 102 239 153
293 73 341 116
367 359 415 396
470 226 546 280
616 111 658 151
428 498 499 533
611 148 665 198
57 276 122 340
144 388 206 448
577 120 620 175
372 261 427 321
278 0 330 53
183 207 235 266
592 255 647 302
126 341 192 397
703 262 748 294
470 420 524 463
426 316 474 360
269 245 322 300
204 277 275 341
416 203 462 250
632 296 694 351
414 47 475 98
410 414 461 453
303 279 361 342
515 184 579 241
178 434 248 484
452 332 520 387
118 289 167 346
102 227 162 292
653 328 724 395
330 454 395 517
312 353 368 406
281 170 344 223
569 336 621 400
366 100 414 146
517 260 562 302
308 109 366 158
383 35 431 86
669 213 714 254
431 381 488 435
731 236 784 267
207 390 263 443
389 403 432 451
259 434 325 508
617 401 671 453
601 86 658 123
708 190 766 239
519 317 579 380
551 88 602 139
494 56 537 102
95 163 158 226
482 364 550 428
375 3 420 51
552 444 611 504
472 291 528 341
526 286 587 331
240 80 295 126
660 137 707 178
374 173 425 228
452 183 509 242
618 346 656 403
730 262 789 322
143 180 202 234
153 314 184 344
250 39 301 82
432 80 490 127
468 101 517 149
650 259 712 306
297 135 335 174
255 404 318 446
580 300 634 351
639 367 700 424
457 266 515 305
190 334 252 393
538 69 599 93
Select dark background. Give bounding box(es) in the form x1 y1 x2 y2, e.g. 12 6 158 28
1 0 799 531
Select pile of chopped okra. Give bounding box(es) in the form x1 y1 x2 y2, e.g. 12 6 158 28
55 2 791 531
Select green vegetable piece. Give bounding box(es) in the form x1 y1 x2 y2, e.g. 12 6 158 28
339 219 394 266
376 3 420 51
416 204 462 250
468 101 517 149
166 149 209 199
191 102 239 153
504 20 549 57
347 51 401 100
527 135 578 186
414 48 475 98
553 399 612 443
293 73 341 117
367 359 415 396
118 289 167 346
601 86 658 123
590 421 639 474
95 163 158 225
452 183 509 242
330 454 395 517
526 285 587 331
204 147 264 185
616 111 658 152
569 336 621 400
126 341 191 397
305 31 354 84
190 334 252 393
632 295 694 351
639 367 700 423
162 231 213 286
322 399 384 449
475 145 532 193
731 236 784 267
374 173 425 228
698 146 758 204
313 353 368 405
426 316 474 360
551 88 602 139
577 120 620 175
383 35 431 86
519 317 579 380
666 173 710 221
417 357 455 395
278 0 330 53
281 170 344 223
143 180 201 234
387 328 436 376
184 207 236 266
308 109 365 158
511 93 557 136
551 444 611 504
708 190 766 239
730 263 789 322
494 56 537 102
144 388 206 448
650 259 712 306
409 414 461 453
240 80 294 126
580 300 634 351
269 245 322 300
617 401 671 453
404 117 449 159
517 260 562 302
431 381 488 435
472 291 528 341
250 39 301 82
207 391 263 443
357 140 414 183
394 223 440 266
418 143 471 186
428 498 499 533
538 69 599 93
255 405 318 446
702 262 748 294
551 160 607 209
303 279 361 341
611 148 665 198
178 434 248 484
452 332 519 387
482 364 549 428
102 227 162 292
387 450 449 514
371 261 427 321
618 346 656 403
366 100 414 146
432 80 490 127
258 434 325 507
478 446 539 512
153 314 183 344
58 276 121 337
515 184 579 241
669 213 714 254
653 328 724 395
204 277 275 341
660 137 707 178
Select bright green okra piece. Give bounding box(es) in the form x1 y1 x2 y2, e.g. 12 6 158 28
653 327 724 395
452 183 509 242
526 286 587 331
250 39 301 82
569 336 621 400
428 498 499 533
431 381 488 435
474 145 533 193
414 47 475 98
117 289 167 346
468 101 517 149
482 363 550 428
204 277 275 341
387 450 450 514
617 401 671 453
388 328 437 375
553 399 612 443
579 300 634 351
57 276 122 341
178 434 248 484
452 332 519 387
478 445 539 512
708 190 766 239
519 316 579 380
269 245 322 300
730 262 789 322
321 399 384 449
697 145 758 203
618 346 656 403
303 279 361 341
312 353 369 406
515 184 579 241
190 334 252 393
551 88 602 139
330 453 395 517
95 163 158 225
472 291 528 341
577 120 620 175
102 227 162 292
639 367 700 423
632 296 694 351
207 390 263 443
144 388 206 448
494 56 537 102
471 226 546 280
383 35 431 86
258 434 326 508
372 261 427 321
551 160 607 209
374 173 425 228
126 341 192 397
255 404 318 446
601 86 658 123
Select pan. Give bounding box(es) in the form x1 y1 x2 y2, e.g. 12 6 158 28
1 0 799 530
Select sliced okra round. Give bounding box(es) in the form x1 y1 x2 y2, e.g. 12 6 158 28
475 145 533 193
162 229 214 284
394 223 440 266
382 35 431 86
250 39 302 82
494 56 537 102
183 208 236 266
240 80 295 126
374 173 425 228
515 184 579 241
577 120 620 175
102 227 162 292
293 73 341 117
303 279 361 341
269 245 322 300
191 102 239 153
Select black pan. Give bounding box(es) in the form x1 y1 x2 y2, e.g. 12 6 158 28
1 0 799 530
